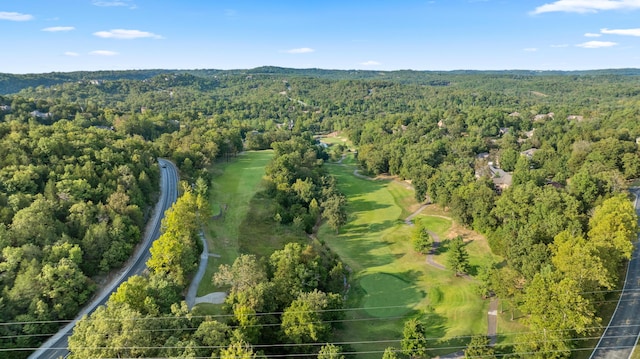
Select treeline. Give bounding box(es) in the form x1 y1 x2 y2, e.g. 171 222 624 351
264 134 347 233
68 187 348 358
0 118 159 355
68 187 204 358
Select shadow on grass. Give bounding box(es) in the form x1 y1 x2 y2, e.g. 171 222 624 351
237 193 308 258
349 197 392 211
356 270 427 318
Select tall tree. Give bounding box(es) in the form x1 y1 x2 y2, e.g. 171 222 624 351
447 236 470 276
411 219 433 254
464 335 495 359
587 194 638 284
318 343 345 359
401 318 429 359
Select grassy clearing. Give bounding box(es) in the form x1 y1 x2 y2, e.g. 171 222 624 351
321 160 499 358
417 216 451 237
198 150 307 297
318 132 354 148
205 150 274 259
198 151 273 296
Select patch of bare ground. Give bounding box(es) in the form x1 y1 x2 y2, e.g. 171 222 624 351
447 221 486 242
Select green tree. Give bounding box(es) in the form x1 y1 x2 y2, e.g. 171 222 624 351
382 347 400 359
281 290 331 346
220 338 258 359
270 243 320 306
318 343 345 359
213 254 268 295
147 190 200 286
411 220 433 254
499 148 519 172
550 231 611 295
68 303 154 359
401 318 429 359
447 236 470 276
322 194 348 233
587 194 638 284
464 335 495 359
521 267 598 336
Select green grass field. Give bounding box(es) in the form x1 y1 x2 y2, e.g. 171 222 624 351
321 155 500 358
198 150 306 296
198 150 272 296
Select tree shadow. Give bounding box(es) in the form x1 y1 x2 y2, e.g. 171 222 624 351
348 198 392 212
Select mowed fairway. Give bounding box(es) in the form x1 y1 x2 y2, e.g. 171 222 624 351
198 150 273 295
321 154 496 358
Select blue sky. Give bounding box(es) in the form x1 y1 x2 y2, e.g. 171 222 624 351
1 0 640 73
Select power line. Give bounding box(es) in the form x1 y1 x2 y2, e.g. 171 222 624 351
4 326 640 353
2 285 639 329
0 304 414 327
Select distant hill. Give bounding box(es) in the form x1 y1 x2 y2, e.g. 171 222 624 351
0 69 175 94
1 67 639 94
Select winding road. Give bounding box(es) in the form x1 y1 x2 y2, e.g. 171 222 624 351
28 158 179 359
590 188 640 359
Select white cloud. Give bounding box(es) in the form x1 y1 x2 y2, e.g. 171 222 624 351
0 11 34 21
523 47 538 52
601 27 640 36
576 40 618 48
584 32 602 37
360 61 381 66
64 52 79 57
284 47 315 54
532 0 640 14
93 1 129 6
94 29 163 39
42 26 75 32
551 44 569 47
89 50 119 56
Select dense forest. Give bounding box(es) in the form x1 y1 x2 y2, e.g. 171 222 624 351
0 67 639 358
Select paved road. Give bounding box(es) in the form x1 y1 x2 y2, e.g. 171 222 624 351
590 188 640 359
28 158 179 359
186 231 209 309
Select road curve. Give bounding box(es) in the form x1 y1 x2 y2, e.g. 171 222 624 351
590 188 640 359
28 158 179 359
